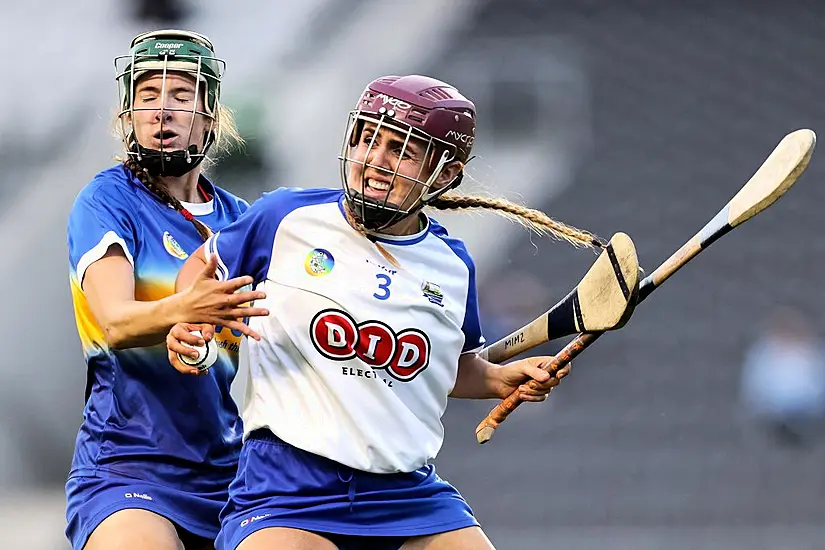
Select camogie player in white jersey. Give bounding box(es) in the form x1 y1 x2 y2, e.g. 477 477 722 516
166 74 604 550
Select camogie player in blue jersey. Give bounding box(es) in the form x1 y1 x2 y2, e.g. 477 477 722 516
166 75 603 550
65 30 269 550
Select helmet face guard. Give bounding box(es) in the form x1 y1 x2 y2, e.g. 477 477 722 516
338 75 477 232
339 111 458 231
115 30 224 177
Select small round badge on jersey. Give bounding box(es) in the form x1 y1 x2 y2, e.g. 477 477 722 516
163 231 189 260
305 248 334 276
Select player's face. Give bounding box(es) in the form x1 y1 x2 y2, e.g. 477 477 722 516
130 72 209 153
347 122 435 211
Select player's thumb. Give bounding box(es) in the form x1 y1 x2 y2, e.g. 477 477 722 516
199 254 219 280
525 357 553 382
527 365 551 384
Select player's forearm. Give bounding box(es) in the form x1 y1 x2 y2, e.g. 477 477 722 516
102 295 187 349
114 245 209 348
450 353 504 399
106 246 207 349
83 251 188 350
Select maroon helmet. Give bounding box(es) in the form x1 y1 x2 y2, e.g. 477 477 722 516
339 75 477 231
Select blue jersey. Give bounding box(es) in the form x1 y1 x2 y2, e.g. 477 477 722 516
67 164 247 492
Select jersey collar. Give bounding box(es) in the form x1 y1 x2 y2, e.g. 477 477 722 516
337 196 430 246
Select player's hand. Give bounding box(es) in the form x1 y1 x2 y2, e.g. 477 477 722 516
494 356 572 402
167 322 215 375
177 255 269 337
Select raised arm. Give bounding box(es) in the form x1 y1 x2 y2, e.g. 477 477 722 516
83 243 267 350
83 245 188 349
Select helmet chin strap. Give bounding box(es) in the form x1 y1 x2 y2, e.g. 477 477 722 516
347 191 406 231
128 131 214 177
134 144 202 177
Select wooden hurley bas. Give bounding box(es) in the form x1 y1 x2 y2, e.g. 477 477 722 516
479 232 641 365
476 128 817 444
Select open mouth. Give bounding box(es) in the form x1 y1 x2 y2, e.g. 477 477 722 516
153 130 180 147
351 186 401 209
359 178 392 200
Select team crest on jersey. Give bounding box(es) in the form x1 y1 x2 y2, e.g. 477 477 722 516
305 248 335 276
310 308 431 381
421 281 444 307
162 231 189 260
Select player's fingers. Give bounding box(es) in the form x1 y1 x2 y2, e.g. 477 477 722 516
222 307 269 320
220 291 267 309
555 363 572 379
166 331 200 359
522 376 560 395
198 324 215 342
520 379 553 394
167 347 199 376
518 387 549 402
170 324 205 346
220 320 263 341
223 275 255 292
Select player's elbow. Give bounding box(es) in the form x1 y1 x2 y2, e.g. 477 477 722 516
102 322 130 350
99 315 141 350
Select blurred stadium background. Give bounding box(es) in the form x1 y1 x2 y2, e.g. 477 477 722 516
3 0 825 548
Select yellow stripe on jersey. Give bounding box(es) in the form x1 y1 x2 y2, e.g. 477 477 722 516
70 275 107 355
71 276 175 355
73 274 245 356
134 278 175 302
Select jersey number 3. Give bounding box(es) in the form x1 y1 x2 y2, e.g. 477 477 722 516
373 274 392 300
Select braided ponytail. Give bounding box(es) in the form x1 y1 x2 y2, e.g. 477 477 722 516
123 158 213 241
429 194 605 250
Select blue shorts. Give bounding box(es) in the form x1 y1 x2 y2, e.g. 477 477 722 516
65 471 228 550
216 430 479 550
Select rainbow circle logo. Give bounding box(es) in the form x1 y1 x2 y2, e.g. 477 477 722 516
305 248 334 276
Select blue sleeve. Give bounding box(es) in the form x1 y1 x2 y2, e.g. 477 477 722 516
429 221 486 354
68 185 140 286
204 191 282 285
460 253 485 354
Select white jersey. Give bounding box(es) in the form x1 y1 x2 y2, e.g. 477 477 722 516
205 188 484 474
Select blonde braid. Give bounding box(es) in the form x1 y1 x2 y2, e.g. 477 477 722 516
342 202 401 268
342 202 371 240
429 194 605 250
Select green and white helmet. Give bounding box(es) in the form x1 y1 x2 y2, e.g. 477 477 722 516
114 29 225 176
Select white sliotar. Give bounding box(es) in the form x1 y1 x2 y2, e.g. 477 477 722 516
177 330 218 371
